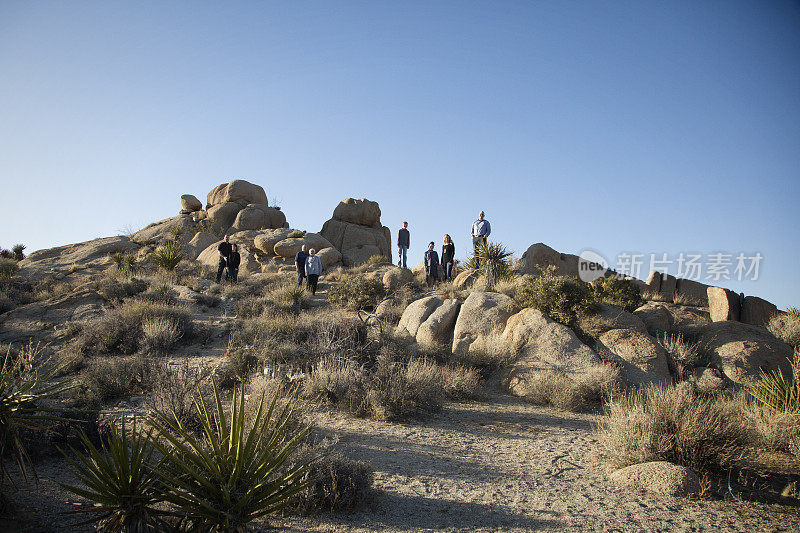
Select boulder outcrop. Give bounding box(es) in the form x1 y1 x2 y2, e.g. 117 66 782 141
416 299 461 349
273 233 333 258
576 303 647 338
609 462 700 497
180 194 203 212
19 236 140 275
596 329 672 386
707 287 741 322
740 295 778 328
207 179 268 207
700 321 793 384
320 198 392 266
396 296 444 341
452 291 519 355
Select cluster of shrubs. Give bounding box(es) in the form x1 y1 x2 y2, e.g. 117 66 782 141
327 274 386 311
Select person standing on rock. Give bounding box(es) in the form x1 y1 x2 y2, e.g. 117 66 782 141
441 234 455 281
397 221 410 269
424 241 440 287
305 248 322 295
226 243 241 283
471 211 491 266
216 235 232 283
294 245 309 287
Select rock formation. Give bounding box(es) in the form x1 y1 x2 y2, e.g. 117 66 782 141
320 198 392 266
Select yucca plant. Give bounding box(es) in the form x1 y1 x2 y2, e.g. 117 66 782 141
150 241 184 271
473 240 513 290
285 285 306 315
148 381 314 531
0 343 73 481
59 419 168 532
110 252 137 277
747 348 800 413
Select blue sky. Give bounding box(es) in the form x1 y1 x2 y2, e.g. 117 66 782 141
1 1 798 308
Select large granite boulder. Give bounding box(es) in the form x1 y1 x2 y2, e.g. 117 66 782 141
416 299 461 349
576 303 647 338
180 194 203 212
633 303 675 336
609 462 700 497
207 179 268 208
184 232 218 260
453 268 479 290
273 233 333 258
19 236 140 275
396 296 444 341
382 267 415 291
502 308 603 395
206 202 242 230
700 321 793 384
707 287 741 322
596 329 672 386
253 228 294 255
131 214 196 244
316 247 343 269
320 198 392 266
230 204 286 232
452 291 519 355
740 296 778 328
675 278 710 306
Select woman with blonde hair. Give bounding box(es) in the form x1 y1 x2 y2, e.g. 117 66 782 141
441 234 455 281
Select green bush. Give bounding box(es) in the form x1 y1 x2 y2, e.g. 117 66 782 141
515 267 599 326
11 244 25 262
150 241 184 271
590 275 643 312
0 258 19 280
328 274 386 311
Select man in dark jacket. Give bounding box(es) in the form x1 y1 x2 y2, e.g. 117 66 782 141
216 235 232 283
424 241 440 287
294 245 309 287
397 221 410 268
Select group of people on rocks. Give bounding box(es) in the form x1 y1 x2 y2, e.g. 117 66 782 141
400 211 492 287
215 235 241 283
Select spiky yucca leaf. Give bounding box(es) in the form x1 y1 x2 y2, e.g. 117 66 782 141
0 343 74 482
747 348 800 413
473 240 513 289
148 381 314 531
150 241 184 271
59 419 167 532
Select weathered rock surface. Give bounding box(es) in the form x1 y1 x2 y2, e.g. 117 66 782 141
707 287 741 322
659 273 677 302
453 268 479 290
675 278 710 306
230 205 286 232
131 215 196 244
700 321 793 384
633 303 675 336
452 292 519 355
19 236 140 275
0 288 105 343
207 179 268 208
320 200 392 266
206 202 242 231
577 303 647 339
597 329 672 386
383 267 414 291
396 296 444 341
253 228 294 255
184 232 218 260
502 308 603 395
180 194 203 212
316 247 342 269
416 299 461 349
740 296 778 328
689 367 728 394
273 234 333 258
609 462 700 497
516 243 598 278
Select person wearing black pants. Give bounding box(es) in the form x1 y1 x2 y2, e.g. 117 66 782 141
424 241 440 287
305 248 322 295
216 235 232 283
294 245 309 287
226 244 241 282
441 234 455 281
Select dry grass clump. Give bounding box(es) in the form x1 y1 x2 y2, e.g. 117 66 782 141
289 447 374 514
596 384 750 473
438 363 482 400
96 277 148 301
76 300 193 356
140 317 183 355
146 359 213 434
75 355 155 404
519 365 619 411
767 308 800 348
449 334 512 371
192 292 221 308
136 282 177 305
658 332 709 382
328 274 386 311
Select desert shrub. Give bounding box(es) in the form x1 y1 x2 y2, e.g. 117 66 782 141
97 277 148 301
60 419 168 532
520 365 619 411
150 241 184 271
303 357 364 408
328 274 386 311
109 251 136 276
767 308 800 348
0 258 19 280
515 267 599 327
590 276 643 313
137 282 178 305
193 293 221 308
234 295 272 318
287 229 306 238
289 448 373 514
438 363 482 400
148 382 313 531
365 254 390 266
0 342 73 480
147 359 212 434
596 384 750 472
725 392 800 453
76 300 193 356
473 240 513 290
449 334 513 371
140 317 183 355
11 244 25 262
284 285 308 314
659 332 708 382
366 358 444 421
746 348 800 414
0 292 13 314
77 355 155 403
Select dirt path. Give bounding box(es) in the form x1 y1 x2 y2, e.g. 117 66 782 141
276 394 800 532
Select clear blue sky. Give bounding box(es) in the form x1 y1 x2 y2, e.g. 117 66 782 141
1 1 798 308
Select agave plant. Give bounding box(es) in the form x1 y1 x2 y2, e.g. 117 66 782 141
0 342 73 481
473 240 513 290
59 419 167 532
747 348 800 413
150 241 184 271
148 381 314 531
